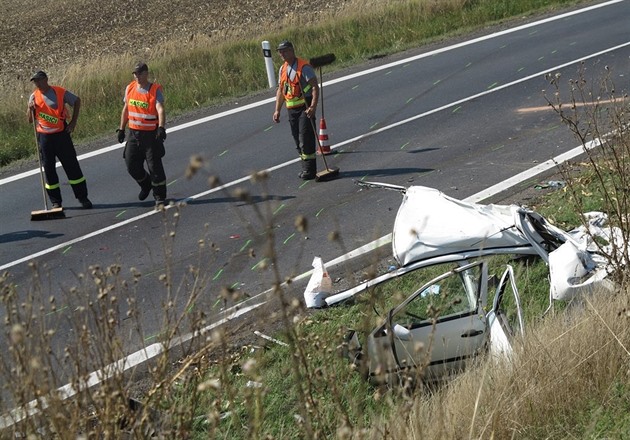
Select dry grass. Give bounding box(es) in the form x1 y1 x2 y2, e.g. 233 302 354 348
0 0 400 90
381 290 630 439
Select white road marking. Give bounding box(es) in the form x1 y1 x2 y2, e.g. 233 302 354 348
0 0 623 186
0 301 265 429
0 1 625 428
2 40 628 272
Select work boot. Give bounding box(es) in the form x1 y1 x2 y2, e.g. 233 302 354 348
79 198 93 209
138 178 152 201
298 159 316 180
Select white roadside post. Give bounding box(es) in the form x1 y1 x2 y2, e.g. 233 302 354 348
262 41 276 88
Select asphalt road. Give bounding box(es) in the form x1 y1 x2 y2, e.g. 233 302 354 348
0 0 628 379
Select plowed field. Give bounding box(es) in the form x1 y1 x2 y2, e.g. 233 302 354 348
1 0 363 87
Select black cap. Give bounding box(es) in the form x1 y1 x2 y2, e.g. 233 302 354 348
277 40 293 51
30 70 48 81
132 62 148 74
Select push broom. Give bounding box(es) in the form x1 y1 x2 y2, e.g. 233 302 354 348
30 109 65 220
310 117 339 182
308 53 339 182
309 53 336 155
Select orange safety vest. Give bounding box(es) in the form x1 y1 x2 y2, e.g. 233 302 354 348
126 82 162 131
33 86 67 134
279 58 312 109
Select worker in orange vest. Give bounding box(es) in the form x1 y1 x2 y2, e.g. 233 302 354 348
117 62 167 209
273 41 320 180
27 70 92 209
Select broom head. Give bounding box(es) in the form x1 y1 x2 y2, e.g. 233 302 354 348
310 53 336 68
31 207 65 221
315 166 340 182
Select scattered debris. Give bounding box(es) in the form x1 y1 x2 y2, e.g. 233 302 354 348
253 330 288 347
303 256 333 308
323 184 623 385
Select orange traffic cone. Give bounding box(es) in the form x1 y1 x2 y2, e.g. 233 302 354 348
317 118 331 155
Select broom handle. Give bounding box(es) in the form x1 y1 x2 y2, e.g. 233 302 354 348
318 66 325 119
309 117 332 172
32 109 49 210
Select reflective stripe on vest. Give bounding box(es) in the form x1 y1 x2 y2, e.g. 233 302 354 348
279 58 312 109
34 86 67 134
126 82 161 131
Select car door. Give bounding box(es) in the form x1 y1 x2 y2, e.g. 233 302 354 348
486 264 525 360
368 261 489 382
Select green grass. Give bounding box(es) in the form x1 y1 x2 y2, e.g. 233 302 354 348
0 0 586 167
167 255 555 437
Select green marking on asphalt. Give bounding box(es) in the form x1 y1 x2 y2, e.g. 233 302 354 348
62 246 72 255
239 239 252 252
46 305 68 316
569 41 577 46
385 70 392 76
230 282 240 289
284 233 295 244
400 142 410 150
252 258 267 271
352 85 359 90
433 79 441 85
546 124 560 131
299 180 310 189
518 67 525 72
466 62 472 68
551 50 557 54
167 179 177 187
361 175 368 181
370 122 379 129
492 144 505 151
187 304 194 313
452 106 461 113
116 210 126 218
487 82 498 89
406 97 413 103
213 268 223 281
273 204 285 215
529 30 538 35
219 150 228 157
212 298 222 309
538 56 544 61
144 334 158 343
264 126 274 132
316 208 325 217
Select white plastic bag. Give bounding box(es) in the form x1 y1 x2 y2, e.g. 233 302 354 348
303 256 332 308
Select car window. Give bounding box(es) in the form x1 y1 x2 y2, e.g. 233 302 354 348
394 263 482 329
362 262 467 324
493 265 525 339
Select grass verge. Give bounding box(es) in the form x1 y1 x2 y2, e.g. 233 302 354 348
1 0 587 167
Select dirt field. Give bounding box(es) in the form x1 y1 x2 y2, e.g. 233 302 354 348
0 0 364 87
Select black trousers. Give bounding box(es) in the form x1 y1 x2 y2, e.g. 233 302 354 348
37 130 88 205
287 104 316 160
124 129 167 200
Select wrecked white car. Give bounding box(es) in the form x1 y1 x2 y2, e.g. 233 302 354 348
318 185 618 384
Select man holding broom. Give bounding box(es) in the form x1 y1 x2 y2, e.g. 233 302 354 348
28 70 92 210
272 41 320 180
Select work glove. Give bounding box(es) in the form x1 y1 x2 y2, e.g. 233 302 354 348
157 126 167 142
116 128 125 143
